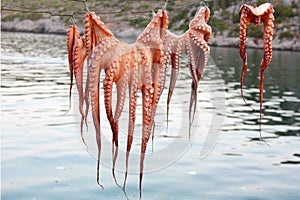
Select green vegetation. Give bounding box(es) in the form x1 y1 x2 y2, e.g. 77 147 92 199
209 16 226 32
247 24 264 38
120 2 131 12
232 13 240 24
221 10 230 20
273 4 294 23
228 25 240 37
169 9 189 30
2 13 43 21
140 4 150 10
128 17 150 29
1 0 298 41
279 31 295 40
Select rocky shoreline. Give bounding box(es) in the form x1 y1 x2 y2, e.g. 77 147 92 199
2 18 300 51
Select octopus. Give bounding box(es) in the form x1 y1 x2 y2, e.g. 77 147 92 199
67 12 115 147
164 6 211 133
66 5 212 199
88 10 169 197
68 8 169 196
239 3 275 131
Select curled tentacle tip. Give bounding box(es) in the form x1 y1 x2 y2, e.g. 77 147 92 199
259 127 271 146
62 108 71 116
97 182 104 190
240 90 256 111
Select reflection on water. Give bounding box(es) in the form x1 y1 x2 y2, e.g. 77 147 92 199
212 47 300 138
1 32 300 200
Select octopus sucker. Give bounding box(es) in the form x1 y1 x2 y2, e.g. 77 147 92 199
123 58 139 189
239 3 274 131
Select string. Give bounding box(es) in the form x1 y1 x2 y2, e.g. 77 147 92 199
1 7 85 17
1 0 202 18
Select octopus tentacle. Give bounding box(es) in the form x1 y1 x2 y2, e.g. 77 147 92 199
189 32 210 128
138 47 154 200
239 3 274 131
111 55 129 185
84 12 116 125
186 36 199 132
114 56 129 127
83 12 95 125
89 46 103 188
139 84 154 200
91 78 103 189
259 5 274 131
164 31 186 124
166 52 180 123
239 6 252 108
66 25 76 108
73 32 87 135
103 61 117 149
123 53 139 189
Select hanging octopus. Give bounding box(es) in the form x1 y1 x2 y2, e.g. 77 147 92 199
239 3 274 131
66 11 115 141
68 10 168 195
67 11 121 188
67 5 211 199
164 6 212 132
67 25 87 141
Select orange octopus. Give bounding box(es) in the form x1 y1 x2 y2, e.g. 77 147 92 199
239 2 275 131
67 5 212 199
164 6 211 132
67 8 169 196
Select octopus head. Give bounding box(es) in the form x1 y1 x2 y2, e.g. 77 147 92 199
189 6 212 42
137 9 169 49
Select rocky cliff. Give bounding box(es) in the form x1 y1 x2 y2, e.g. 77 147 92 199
1 0 299 50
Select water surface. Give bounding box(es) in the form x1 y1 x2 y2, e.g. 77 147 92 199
1 32 300 200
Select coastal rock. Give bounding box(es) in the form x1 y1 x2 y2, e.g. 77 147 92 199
2 19 299 51
2 17 66 34
209 35 300 51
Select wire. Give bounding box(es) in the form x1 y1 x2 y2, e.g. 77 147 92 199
1 0 206 21
1 7 85 17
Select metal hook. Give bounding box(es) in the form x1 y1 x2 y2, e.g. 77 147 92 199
71 14 76 24
163 0 168 10
69 13 76 25
151 8 156 16
200 0 208 7
85 0 90 12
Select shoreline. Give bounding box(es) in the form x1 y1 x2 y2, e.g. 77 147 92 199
2 19 300 51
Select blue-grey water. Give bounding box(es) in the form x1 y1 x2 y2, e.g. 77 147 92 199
1 32 300 200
